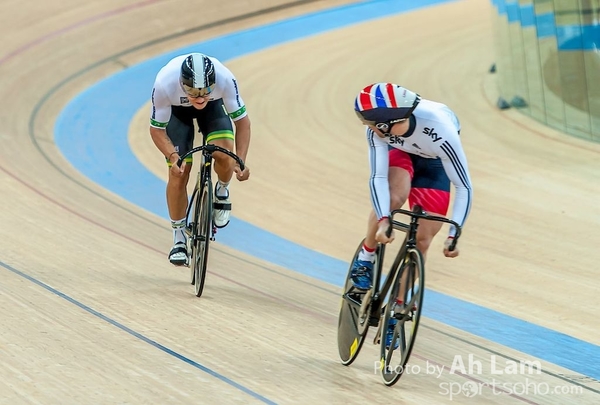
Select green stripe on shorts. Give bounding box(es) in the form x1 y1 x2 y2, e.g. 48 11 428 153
166 156 193 167
206 130 234 143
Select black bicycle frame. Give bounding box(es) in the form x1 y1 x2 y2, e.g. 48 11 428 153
367 220 413 325
175 144 245 223
366 206 462 326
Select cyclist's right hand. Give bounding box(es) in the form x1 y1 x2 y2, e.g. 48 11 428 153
170 154 186 177
375 219 394 244
443 237 459 258
234 164 250 181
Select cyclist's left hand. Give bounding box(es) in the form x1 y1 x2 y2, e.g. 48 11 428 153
443 237 459 258
234 165 250 181
375 220 394 244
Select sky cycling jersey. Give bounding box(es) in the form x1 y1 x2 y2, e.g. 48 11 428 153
366 99 472 237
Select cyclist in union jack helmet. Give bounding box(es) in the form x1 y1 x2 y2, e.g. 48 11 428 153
352 83 473 349
150 52 251 266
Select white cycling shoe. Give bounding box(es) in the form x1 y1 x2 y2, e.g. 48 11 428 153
213 185 232 228
169 242 189 266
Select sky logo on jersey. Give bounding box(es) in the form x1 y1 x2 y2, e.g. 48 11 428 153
389 135 404 145
423 127 442 142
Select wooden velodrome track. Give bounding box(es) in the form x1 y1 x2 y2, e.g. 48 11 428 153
1 0 599 403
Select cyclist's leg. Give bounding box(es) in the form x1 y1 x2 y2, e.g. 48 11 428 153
351 148 413 290
196 100 235 228
407 155 451 260
363 148 413 250
392 160 449 298
387 156 449 346
364 156 412 248
165 107 194 264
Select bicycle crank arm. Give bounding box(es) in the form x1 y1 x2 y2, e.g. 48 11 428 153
358 289 373 320
372 321 382 345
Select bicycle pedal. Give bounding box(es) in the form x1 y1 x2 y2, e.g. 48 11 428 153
170 259 189 267
393 313 412 322
348 286 368 295
393 303 417 319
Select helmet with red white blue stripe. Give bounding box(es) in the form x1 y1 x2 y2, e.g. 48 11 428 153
354 83 421 125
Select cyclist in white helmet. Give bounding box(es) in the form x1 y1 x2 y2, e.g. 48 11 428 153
352 82 473 348
149 52 251 266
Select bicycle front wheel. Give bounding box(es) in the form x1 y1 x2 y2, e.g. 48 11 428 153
380 247 425 386
189 186 200 285
191 178 212 297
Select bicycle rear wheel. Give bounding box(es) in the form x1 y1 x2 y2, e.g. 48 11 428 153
337 240 375 366
380 247 425 386
191 177 212 297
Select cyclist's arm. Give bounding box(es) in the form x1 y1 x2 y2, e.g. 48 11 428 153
366 128 391 221
233 115 251 164
437 132 473 237
149 85 177 161
220 68 248 122
220 70 250 164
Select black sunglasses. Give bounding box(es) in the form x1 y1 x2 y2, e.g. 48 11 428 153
358 117 408 135
372 118 407 133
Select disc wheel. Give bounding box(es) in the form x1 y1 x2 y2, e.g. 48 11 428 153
337 240 375 365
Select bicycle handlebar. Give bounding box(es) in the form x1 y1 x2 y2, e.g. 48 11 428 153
175 145 245 171
386 205 462 251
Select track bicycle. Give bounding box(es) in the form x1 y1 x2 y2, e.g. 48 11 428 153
175 143 244 297
337 205 462 386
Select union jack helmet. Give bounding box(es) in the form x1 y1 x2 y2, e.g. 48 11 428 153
354 83 421 125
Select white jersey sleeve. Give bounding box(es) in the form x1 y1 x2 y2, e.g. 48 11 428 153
366 128 391 220
213 59 247 121
150 81 172 129
436 132 473 237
